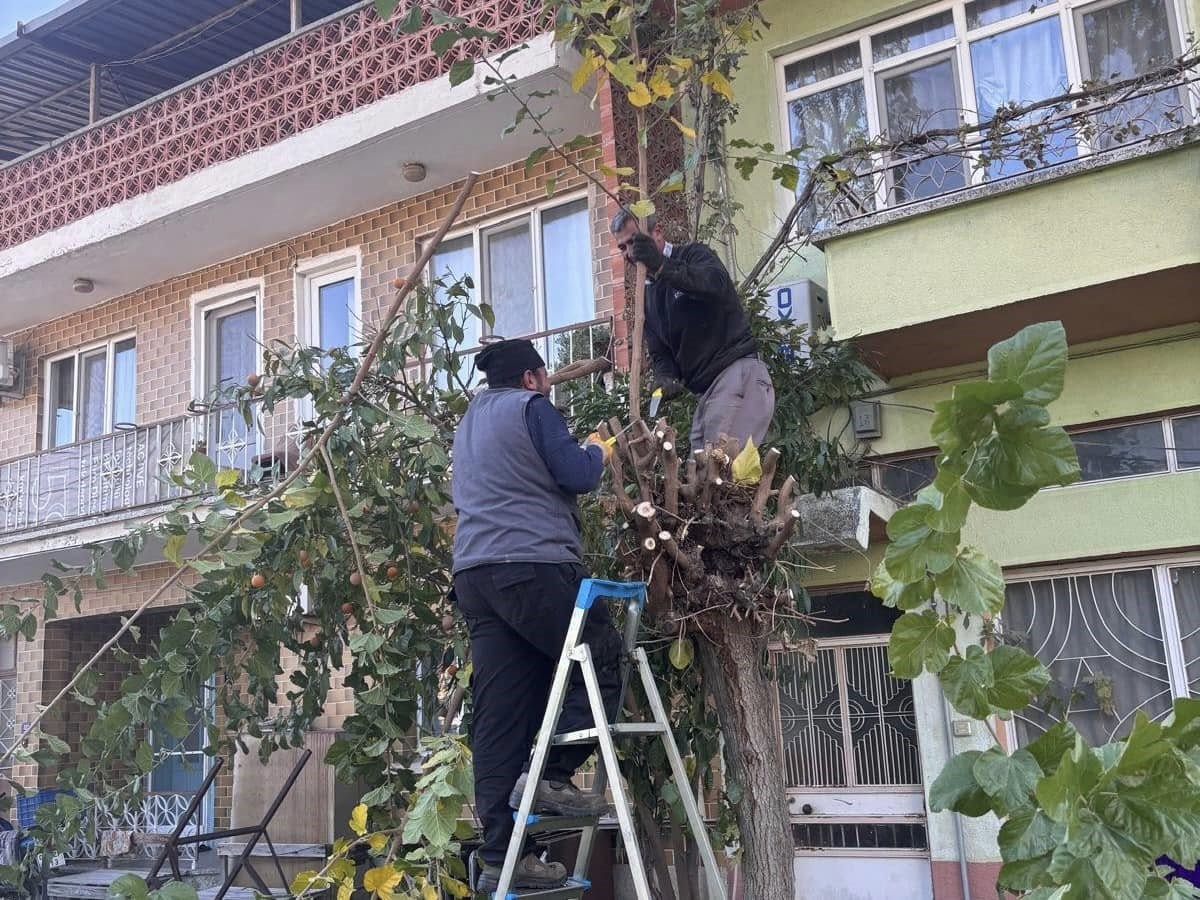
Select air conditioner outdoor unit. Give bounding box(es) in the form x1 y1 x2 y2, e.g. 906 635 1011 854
0 339 15 389
766 279 831 359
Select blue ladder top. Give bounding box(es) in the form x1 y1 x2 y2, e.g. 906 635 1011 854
574 579 647 611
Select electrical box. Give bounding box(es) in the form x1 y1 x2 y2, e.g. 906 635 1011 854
766 280 831 360
851 400 883 439
0 339 14 389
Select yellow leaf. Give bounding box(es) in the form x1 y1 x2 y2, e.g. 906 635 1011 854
440 874 472 899
668 54 694 70
290 871 318 895
364 865 402 898
421 882 438 900
571 53 600 94
367 832 389 852
590 33 617 56
701 70 735 102
349 803 368 836
671 116 696 139
626 81 653 108
649 69 674 99
336 879 353 900
731 437 762 485
329 859 356 883
605 57 638 88
628 199 656 218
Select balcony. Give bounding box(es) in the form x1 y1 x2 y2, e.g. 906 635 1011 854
0 0 592 333
809 55 1200 376
0 317 610 578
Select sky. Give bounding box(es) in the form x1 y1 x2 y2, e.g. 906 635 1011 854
0 0 67 37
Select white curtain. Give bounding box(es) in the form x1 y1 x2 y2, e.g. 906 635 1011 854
970 16 1073 178
486 223 535 339
541 200 592 331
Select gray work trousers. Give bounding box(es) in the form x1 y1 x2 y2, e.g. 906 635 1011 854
689 355 776 451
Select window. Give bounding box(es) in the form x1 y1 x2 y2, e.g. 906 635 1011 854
776 0 1185 217
149 680 216 829
860 410 1197 496
298 255 360 361
44 336 137 448
0 636 14 770
1004 560 1200 746
194 288 260 471
428 196 595 349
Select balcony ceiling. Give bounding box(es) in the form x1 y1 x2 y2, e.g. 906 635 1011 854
0 0 359 162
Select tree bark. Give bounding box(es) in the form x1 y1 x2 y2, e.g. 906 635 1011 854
697 618 795 900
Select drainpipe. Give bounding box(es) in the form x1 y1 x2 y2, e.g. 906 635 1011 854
940 696 972 900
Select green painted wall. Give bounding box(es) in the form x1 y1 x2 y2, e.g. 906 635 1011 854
823 147 1200 336
800 332 1200 586
724 0 1200 325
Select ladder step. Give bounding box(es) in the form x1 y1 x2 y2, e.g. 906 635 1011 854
551 722 667 745
496 878 590 899
514 812 604 834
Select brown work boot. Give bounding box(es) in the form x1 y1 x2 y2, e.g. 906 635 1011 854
476 853 568 891
509 772 611 817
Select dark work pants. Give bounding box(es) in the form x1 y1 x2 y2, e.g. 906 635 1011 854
453 561 624 865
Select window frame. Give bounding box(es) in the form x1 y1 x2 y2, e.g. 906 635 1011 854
1001 552 1200 746
190 280 264 403
41 332 138 450
0 635 13 772
424 191 593 342
860 408 1199 497
294 249 363 355
773 0 1190 217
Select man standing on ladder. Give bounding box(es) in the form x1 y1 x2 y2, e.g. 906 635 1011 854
451 338 624 893
610 208 776 452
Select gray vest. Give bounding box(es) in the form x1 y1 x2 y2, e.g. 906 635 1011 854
451 388 584 573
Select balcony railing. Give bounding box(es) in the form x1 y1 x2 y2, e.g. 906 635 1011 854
0 402 303 540
67 791 200 866
0 0 542 251
0 318 612 541
806 54 1199 233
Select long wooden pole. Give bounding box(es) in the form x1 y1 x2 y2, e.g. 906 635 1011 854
628 23 648 422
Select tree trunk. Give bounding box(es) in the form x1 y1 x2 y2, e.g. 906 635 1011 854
697 618 795 900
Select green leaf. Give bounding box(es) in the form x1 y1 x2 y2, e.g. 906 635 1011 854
135 742 155 773
999 854 1058 892
929 750 993 816
42 732 70 755
448 58 474 87
934 548 1005 616
107 874 151 900
921 480 972 533
1025 721 1079 777
985 424 1082 490
668 637 694 670
524 145 549 174
396 6 422 32
888 610 955 679
374 0 399 20
988 321 1068 406
189 452 217 485
989 645 1051 712
973 747 1041 816
1036 739 1102 823
940 645 995 719
215 469 239 490
164 533 187 567
883 505 960 581
1000 807 1065 863
1047 811 1153 900
360 783 394 807
431 29 460 55
870 563 934 611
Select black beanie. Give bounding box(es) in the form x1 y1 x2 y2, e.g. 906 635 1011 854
476 338 546 383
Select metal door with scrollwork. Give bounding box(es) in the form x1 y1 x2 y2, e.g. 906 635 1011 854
775 636 933 900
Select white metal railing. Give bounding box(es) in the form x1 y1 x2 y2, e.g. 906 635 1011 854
67 791 199 865
0 401 302 539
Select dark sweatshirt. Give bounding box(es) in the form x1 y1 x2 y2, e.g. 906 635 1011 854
644 241 758 395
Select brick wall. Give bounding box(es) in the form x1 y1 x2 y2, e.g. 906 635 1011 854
0 139 620 462
2 142 623 831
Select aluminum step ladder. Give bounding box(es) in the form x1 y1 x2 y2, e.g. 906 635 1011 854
476 579 728 900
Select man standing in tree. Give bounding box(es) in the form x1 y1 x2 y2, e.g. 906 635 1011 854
450 338 622 892
610 209 776 452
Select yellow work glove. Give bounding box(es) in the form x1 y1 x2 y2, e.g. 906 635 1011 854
585 432 614 464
